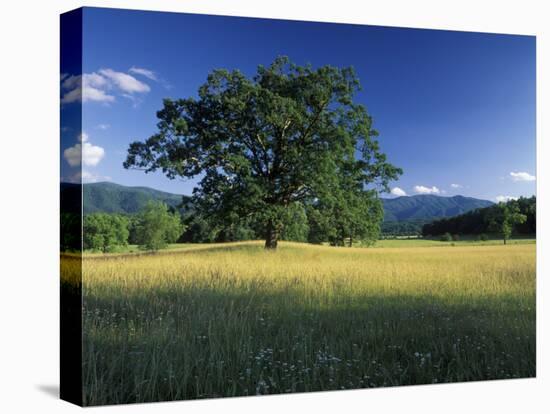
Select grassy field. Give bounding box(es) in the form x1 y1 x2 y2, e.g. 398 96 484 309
375 238 535 248
66 241 535 405
81 237 536 255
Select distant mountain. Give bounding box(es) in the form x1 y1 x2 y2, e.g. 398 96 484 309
61 182 493 222
381 194 494 222
61 182 191 214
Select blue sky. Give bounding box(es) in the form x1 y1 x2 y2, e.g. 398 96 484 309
61 7 536 202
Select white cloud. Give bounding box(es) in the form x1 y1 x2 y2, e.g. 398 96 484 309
82 86 116 103
61 68 151 105
495 195 518 203
129 66 158 81
84 72 109 88
63 144 80 167
82 142 105 166
130 66 172 89
96 123 110 130
390 187 407 196
63 132 105 167
61 73 116 104
510 171 536 182
413 185 440 194
99 68 150 94
450 183 462 189
60 86 81 104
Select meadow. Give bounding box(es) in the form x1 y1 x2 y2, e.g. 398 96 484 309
64 241 536 405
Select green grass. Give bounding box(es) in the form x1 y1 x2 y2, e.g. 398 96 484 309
82 237 536 255
71 241 536 405
374 238 536 248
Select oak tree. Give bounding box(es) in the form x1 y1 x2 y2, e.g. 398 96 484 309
124 57 401 249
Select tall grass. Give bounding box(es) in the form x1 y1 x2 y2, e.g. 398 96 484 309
76 241 535 405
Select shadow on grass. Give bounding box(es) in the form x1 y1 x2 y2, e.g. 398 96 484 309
81 285 536 406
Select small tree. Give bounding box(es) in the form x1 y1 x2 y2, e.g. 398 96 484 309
83 213 129 252
488 202 527 245
134 201 184 250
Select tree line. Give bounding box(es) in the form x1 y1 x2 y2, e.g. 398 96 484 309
422 196 535 244
81 197 383 252
181 197 382 247
82 201 184 252
75 196 385 253
381 220 425 237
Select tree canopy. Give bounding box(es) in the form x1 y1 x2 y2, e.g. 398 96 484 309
124 57 401 249
422 196 535 242
488 202 527 245
83 213 130 253
133 201 184 251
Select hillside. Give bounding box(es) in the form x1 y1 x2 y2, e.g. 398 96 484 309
381 194 493 222
83 182 191 214
61 182 190 214
61 182 493 222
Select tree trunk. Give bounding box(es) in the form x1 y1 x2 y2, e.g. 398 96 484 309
503 236 507 245
349 233 353 247
265 221 279 250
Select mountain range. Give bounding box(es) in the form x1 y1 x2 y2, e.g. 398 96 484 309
381 194 493 222
61 182 493 222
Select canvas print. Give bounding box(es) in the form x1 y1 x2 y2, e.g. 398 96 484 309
60 7 536 406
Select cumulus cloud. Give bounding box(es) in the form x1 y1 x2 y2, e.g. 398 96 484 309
63 132 105 167
495 195 518 203
129 66 158 81
61 72 116 104
413 185 440 194
450 183 462 189
510 171 536 182
99 68 150 94
390 187 407 196
82 87 116 103
61 68 151 105
63 144 81 167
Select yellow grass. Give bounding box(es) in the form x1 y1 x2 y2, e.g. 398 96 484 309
73 241 536 405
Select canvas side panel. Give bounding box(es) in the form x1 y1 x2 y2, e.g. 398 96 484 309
60 8 83 407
